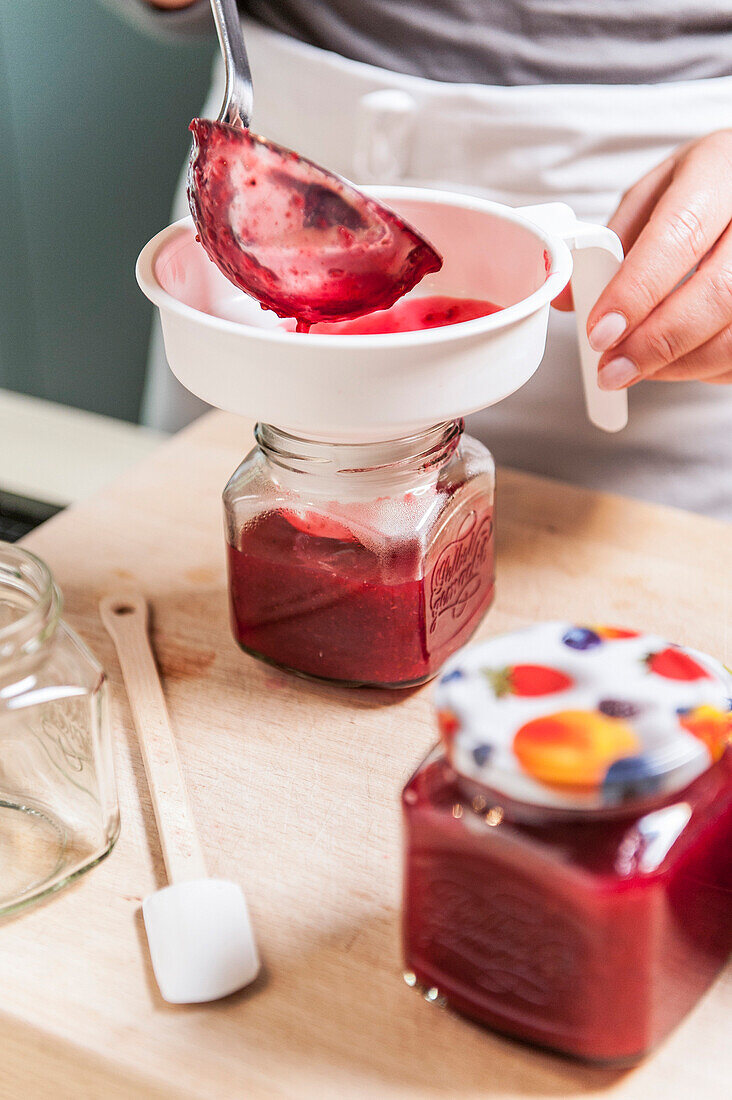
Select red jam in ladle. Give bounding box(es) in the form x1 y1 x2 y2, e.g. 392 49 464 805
188 119 443 327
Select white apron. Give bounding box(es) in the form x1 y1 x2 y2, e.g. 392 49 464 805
142 21 732 518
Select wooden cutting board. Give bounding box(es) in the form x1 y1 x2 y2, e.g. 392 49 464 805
5 410 730 1099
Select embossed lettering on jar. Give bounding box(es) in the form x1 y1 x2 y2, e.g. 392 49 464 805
224 421 495 687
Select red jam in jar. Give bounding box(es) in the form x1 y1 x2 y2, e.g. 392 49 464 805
402 622 732 1062
224 421 495 687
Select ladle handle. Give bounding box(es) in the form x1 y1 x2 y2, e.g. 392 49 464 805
518 203 628 433
100 594 208 885
210 0 254 128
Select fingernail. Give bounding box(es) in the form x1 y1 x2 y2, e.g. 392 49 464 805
598 356 639 391
589 312 627 353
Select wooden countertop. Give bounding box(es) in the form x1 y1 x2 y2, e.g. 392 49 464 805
6 410 731 1099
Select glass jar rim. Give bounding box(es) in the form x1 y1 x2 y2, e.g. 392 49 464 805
255 421 463 481
0 543 61 667
449 764 704 824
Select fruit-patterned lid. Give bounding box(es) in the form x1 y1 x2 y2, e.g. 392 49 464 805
435 621 732 810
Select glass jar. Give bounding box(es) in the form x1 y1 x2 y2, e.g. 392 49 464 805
0 543 119 915
223 421 495 687
402 622 732 1064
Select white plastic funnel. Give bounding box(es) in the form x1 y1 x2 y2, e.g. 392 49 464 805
137 188 626 441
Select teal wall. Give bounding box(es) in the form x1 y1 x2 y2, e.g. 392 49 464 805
0 1 213 421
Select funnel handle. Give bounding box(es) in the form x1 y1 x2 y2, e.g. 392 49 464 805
517 203 628 433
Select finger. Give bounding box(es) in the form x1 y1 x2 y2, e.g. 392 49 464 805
552 285 574 311
588 131 732 350
597 224 732 387
553 156 677 314
554 153 678 314
608 152 678 253
630 324 732 384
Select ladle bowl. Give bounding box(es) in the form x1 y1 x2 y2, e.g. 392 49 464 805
137 187 627 442
187 120 443 326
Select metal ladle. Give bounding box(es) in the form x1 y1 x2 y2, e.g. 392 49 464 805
187 0 442 327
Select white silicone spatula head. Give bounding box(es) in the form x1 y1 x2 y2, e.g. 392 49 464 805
100 594 260 1003
142 879 259 1004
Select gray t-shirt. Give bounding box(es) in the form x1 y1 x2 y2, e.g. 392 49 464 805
115 0 732 85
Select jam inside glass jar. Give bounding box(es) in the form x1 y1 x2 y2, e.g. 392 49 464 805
223 421 495 687
402 622 732 1063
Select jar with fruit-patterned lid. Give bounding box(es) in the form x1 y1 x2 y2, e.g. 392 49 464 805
402 621 732 1064
223 420 495 687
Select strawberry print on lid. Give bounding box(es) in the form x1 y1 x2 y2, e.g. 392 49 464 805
435 622 731 809
484 664 574 697
645 647 711 681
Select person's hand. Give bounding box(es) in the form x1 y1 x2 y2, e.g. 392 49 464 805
557 129 732 388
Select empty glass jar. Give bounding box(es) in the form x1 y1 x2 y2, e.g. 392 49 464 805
0 543 119 915
223 420 496 687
